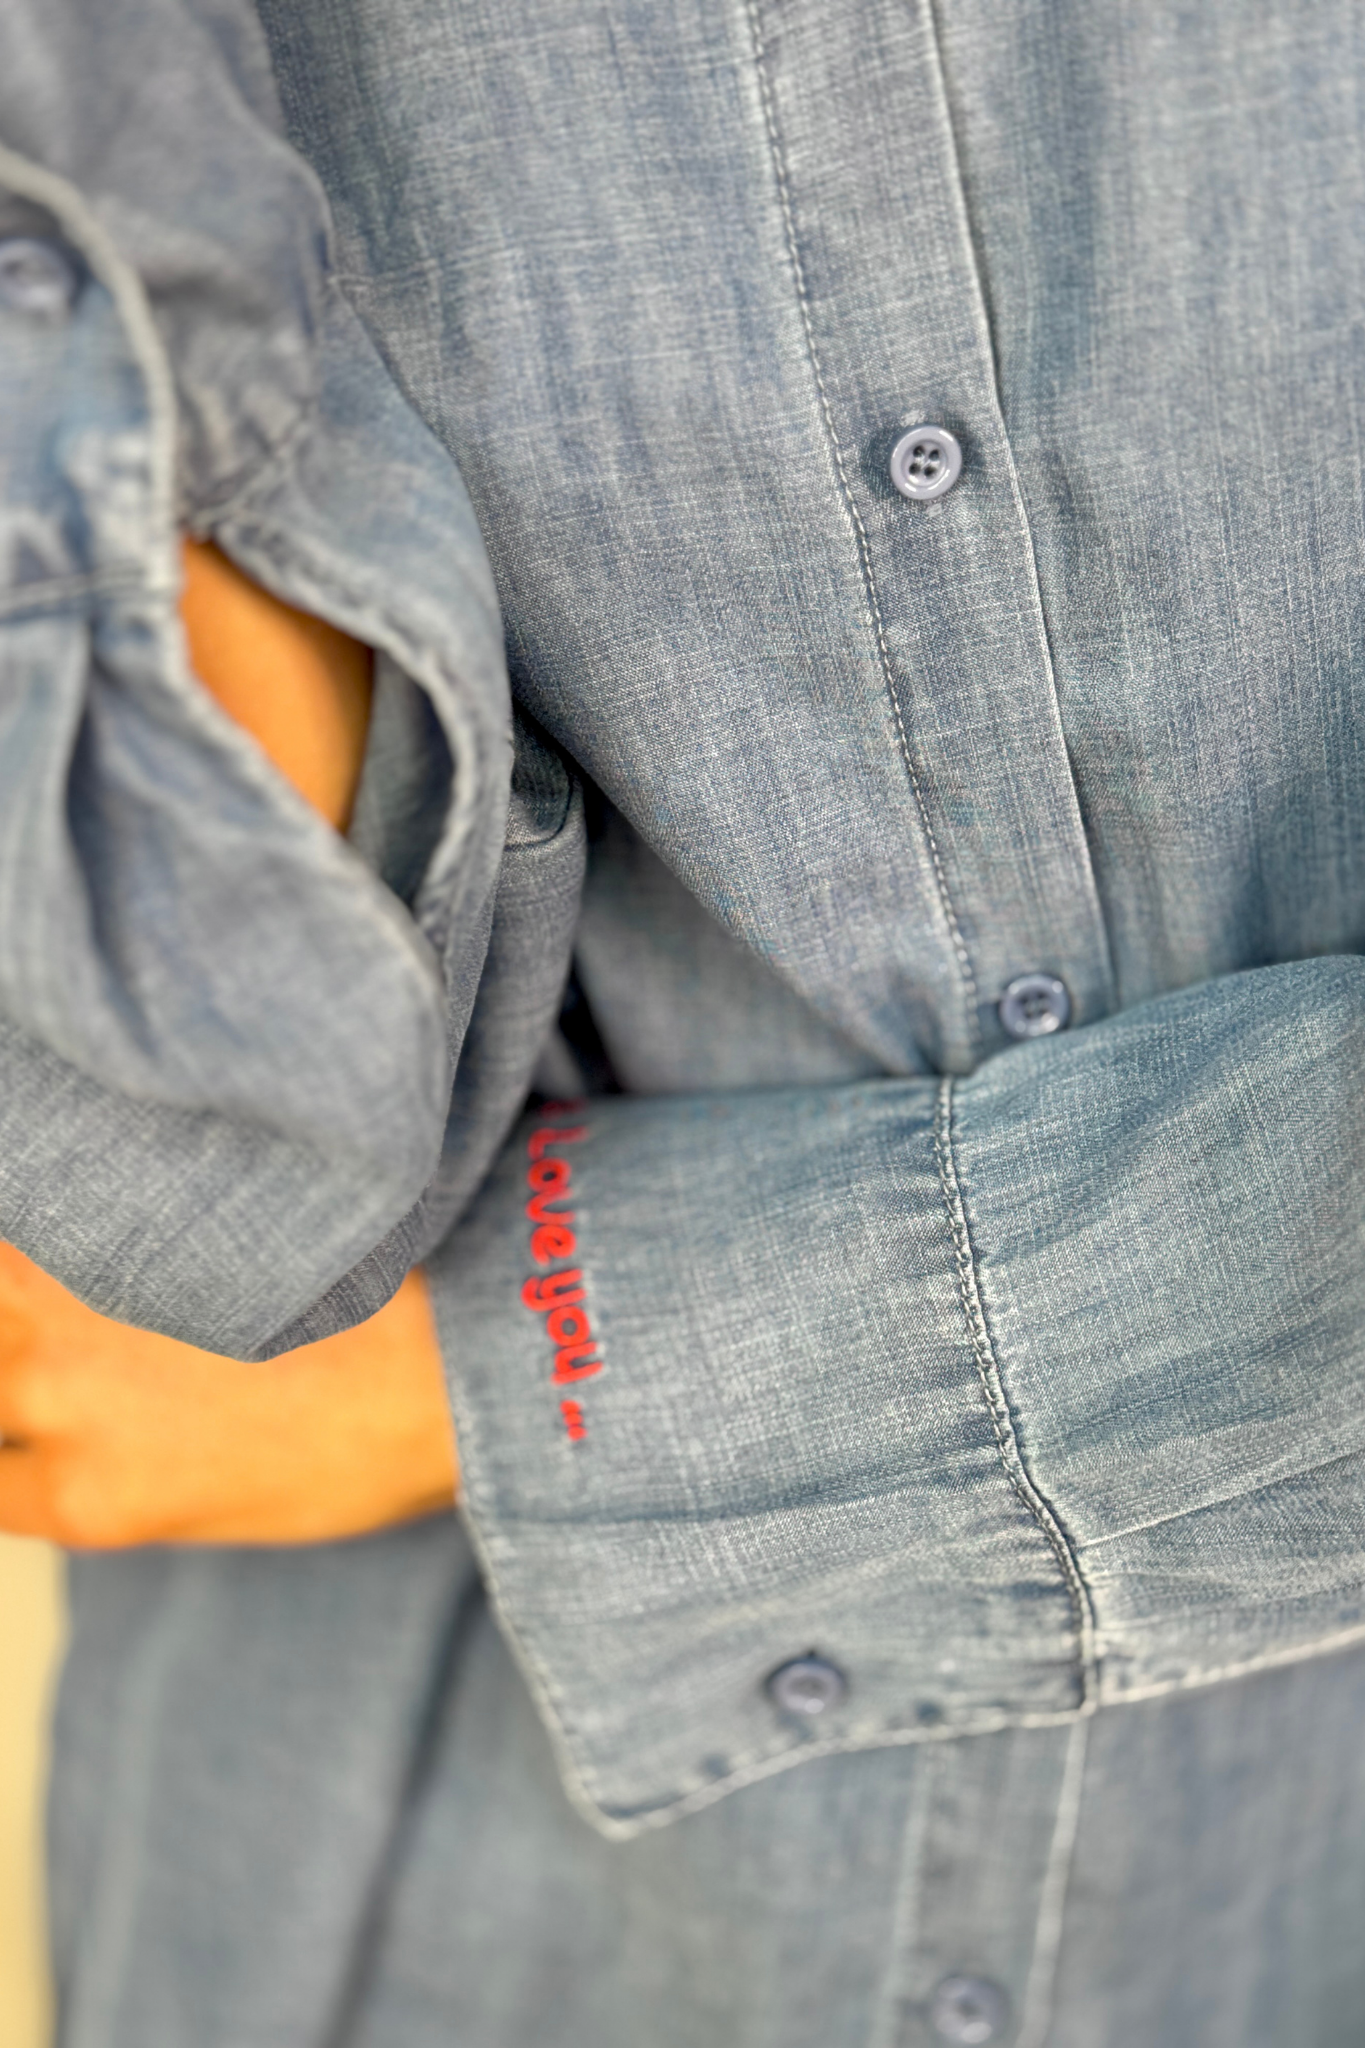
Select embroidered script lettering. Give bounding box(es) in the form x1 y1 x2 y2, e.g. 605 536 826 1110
520 1103 601 1441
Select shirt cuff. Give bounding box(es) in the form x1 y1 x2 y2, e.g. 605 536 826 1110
433 954 1365 1835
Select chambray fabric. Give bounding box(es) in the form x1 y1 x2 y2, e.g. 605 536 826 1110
55 1535 1365 2048
2 0 1365 2039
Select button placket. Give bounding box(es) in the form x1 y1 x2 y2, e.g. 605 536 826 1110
871 1722 1083 2048
747 0 1116 1067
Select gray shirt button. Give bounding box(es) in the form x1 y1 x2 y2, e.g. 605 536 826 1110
999 972 1071 1040
766 1654 847 1717
0 237 78 317
889 424 963 501
930 1974 1010 2043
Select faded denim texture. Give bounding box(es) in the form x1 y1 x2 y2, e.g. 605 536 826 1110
4 0 1365 2041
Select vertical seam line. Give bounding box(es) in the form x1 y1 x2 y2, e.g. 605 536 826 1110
744 0 981 1060
933 1077 1098 1700
918 6 1119 1015
862 1745 938 2048
321 1554 487 2048
1015 1716 1089 2048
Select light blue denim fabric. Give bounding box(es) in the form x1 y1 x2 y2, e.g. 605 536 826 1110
5 0 1365 2040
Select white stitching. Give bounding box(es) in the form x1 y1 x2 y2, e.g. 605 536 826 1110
744 0 980 1058
864 1745 939 2048
1104 1615 1365 1705
934 1076 1098 1699
1016 1716 1088 2048
918 0 1118 1016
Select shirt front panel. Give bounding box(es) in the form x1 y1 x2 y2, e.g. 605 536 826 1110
260 0 1115 1076
261 0 1365 1083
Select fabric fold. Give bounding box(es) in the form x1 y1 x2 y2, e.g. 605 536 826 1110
434 1079 1083 1835
436 955 1365 1833
0 106 524 1354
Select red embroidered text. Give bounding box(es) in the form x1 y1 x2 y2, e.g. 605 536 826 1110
519 1103 602 1441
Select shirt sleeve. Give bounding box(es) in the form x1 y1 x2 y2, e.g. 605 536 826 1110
430 953 1365 1836
0 0 569 1358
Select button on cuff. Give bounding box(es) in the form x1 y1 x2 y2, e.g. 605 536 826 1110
766 1655 847 1718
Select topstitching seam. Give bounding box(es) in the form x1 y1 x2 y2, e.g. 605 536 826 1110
0 568 146 622
934 1076 1098 1704
1015 1716 1088 2048
743 0 980 1060
919 0 1119 1017
864 1739 939 2048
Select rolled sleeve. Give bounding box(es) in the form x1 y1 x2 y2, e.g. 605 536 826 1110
0 4 541 1356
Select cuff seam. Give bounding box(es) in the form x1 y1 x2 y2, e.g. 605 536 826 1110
933 1073 1098 1703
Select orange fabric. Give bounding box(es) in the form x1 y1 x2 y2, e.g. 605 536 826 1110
179 537 374 831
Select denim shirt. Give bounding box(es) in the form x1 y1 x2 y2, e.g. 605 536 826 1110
7 3 1365 2044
